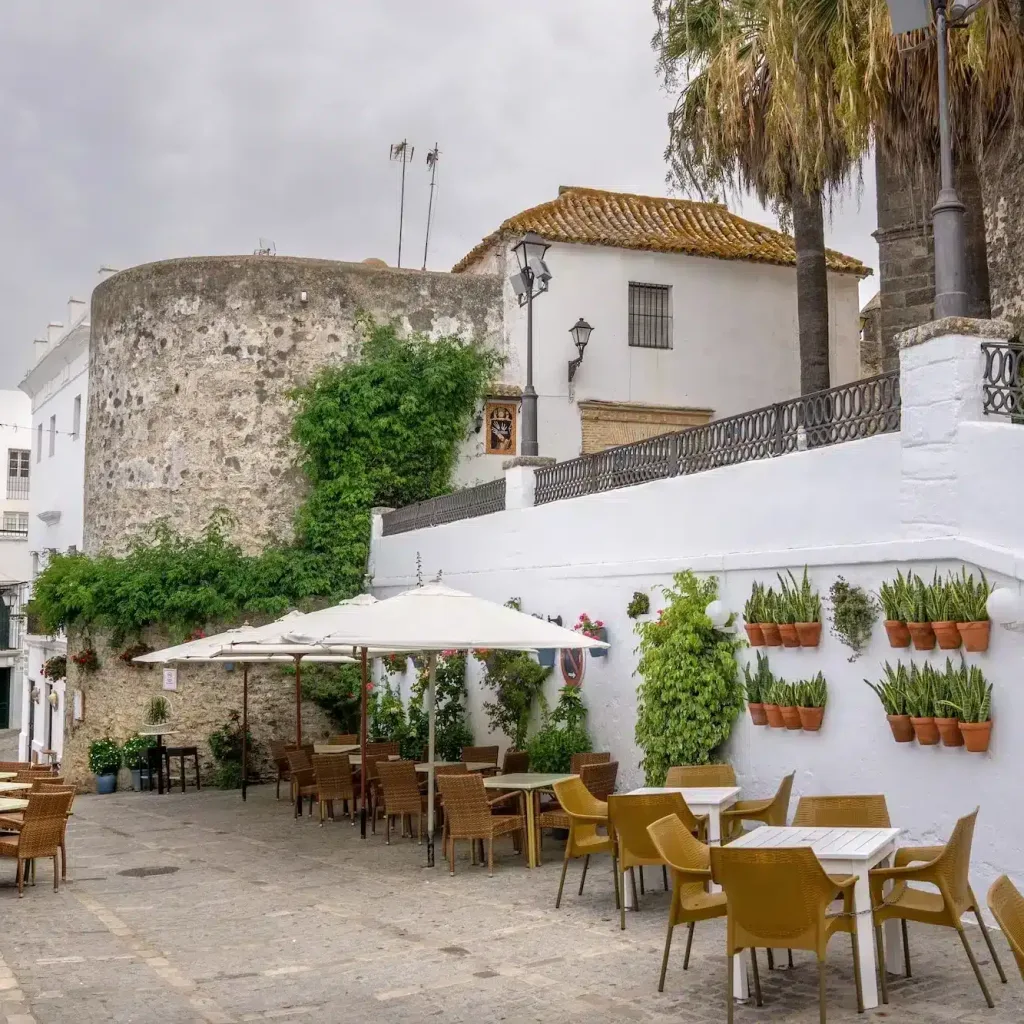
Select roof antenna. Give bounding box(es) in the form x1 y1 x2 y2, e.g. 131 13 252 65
422 143 441 270
254 238 276 256
389 139 414 267
415 551 423 587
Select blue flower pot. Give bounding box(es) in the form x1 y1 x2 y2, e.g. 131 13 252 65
96 774 117 794
537 649 557 669
589 627 609 657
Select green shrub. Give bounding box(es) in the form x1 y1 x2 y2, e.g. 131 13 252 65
208 711 252 764
405 652 474 761
477 623 551 749
121 734 156 770
88 738 122 776
527 685 591 773
828 577 878 660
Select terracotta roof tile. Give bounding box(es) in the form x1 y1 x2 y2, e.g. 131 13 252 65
452 186 870 277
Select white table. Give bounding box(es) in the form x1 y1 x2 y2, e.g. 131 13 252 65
313 744 359 755
0 782 31 793
0 798 28 814
727 826 902 1009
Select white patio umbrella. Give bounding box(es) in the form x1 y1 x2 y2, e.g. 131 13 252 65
258 582 609 866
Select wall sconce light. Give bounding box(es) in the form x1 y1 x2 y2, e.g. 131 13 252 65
567 317 593 383
48 691 59 708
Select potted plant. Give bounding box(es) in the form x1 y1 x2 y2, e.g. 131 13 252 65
776 681 801 730
866 663 913 742
933 658 964 747
940 663 993 753
796 673 827 731
774 577 800 648
743 583 765 647
905 663 939 744
381 653 408 675
924 572 961 650
742 651 772 726
828 577 877 661
950 568 991 652
574 613 608 657
536 648 557 669
763 681 785 728
72 647 100 672
902 574 935 651
89 738 122 793
146 695 171 727
121 733 156 789
120 641 155 666
626 591 650 619
42 655 67 681
786 568 822 647
879 571 912 649
758 589 782 647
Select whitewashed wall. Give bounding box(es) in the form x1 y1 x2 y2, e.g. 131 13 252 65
372 319 1024 900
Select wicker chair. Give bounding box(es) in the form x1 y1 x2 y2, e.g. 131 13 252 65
312 754 356 825
15 768 54 783
365 741 400 757
711 844 864 1023
436 773 525 876
461 745 498 765
0 790 75 896
549 776 618 910
665 763 737 788
988 875 1024 982
285 748 317 818
719 772 794 842
376 761 427 844
361 753 391 832
570 751 611 774
870 808 1006 1008
328 734 358 745
501 749 530 774
269 741 292 800
433 763 468 845
0 783 76 880
0 762 31 773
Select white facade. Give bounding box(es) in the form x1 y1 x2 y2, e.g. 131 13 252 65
372 320 1024 906
17 302 90 764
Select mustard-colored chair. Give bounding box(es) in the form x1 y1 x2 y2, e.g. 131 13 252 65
719 771 794 841
550 776 619 910
647 813 727 992
665 763 737 788
870 808 1006 1008
711 844 863 1023
988 875 1024 982
792 794 891 829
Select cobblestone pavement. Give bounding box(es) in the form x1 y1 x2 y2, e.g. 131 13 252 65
0 786 1020 1024
0 730 18 761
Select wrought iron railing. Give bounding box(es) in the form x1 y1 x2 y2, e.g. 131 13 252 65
6 476 29 500
982 341 1024 418
534 372 901 505
381 477 507 536
0 528 28 540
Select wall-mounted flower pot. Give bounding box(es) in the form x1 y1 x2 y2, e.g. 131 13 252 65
748 703 767 726
589 627 608 657
910 716 940 745
932 622 961 650
778 624 800 648
887 714 915 743
759 623 782 647
96 774 117 794
957 621 991 653
764 703 784 728
744 624 765 647
798 706 824 731
935 717 964 747
795 622 821 647
537 649 557 669
959 720 992 753
780 705 802 730
907 623 936 651
884 621 912 648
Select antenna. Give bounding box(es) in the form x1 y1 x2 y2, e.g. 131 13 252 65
389 139 414 267
422 143 441 271
415 551 423 587
254 238 276 256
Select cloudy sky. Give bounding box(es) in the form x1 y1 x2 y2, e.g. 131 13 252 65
0 0 878 393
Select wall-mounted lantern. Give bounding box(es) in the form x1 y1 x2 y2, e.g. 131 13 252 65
567 317 593 384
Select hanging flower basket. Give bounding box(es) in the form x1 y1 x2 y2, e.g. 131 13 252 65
42 655 67 681
574 614 608 657
71 648 100 672
536 649 557 669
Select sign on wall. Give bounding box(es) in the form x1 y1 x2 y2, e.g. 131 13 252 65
162 667 178 692
485 401 517 456
559 648 585 686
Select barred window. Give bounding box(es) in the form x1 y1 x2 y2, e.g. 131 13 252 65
6 449 29 500
628 283 673 349
2 512 27 533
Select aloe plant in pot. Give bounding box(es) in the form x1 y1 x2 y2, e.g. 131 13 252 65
879 571 912 649
950 568 991 652
865 662 913 743
939 662 993 752
796 673 827 731
742 651 772 726
905 663 940 744
743 583 766 647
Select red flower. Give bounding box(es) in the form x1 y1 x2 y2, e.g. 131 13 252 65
365 682 374 693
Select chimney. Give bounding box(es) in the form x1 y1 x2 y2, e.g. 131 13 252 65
46 321 64 345
33 338 47 362
67 297 87 325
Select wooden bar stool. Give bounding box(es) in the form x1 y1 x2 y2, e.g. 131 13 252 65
163 747 201 794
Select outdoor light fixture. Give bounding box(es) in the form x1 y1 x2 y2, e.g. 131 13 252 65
48 691 59 709
567 317 593 383
508 231 553 457
30 687 40 703
705 600 730 629
987 587 1024 631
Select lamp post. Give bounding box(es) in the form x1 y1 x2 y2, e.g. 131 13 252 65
567 318 593 384
510 232 552 457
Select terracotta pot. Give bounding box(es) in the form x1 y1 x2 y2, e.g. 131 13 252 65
907 622 936 651
887 714 915 743
935 717 964 747
748 703 768 726
795 622 821 647
744 624 765 647
910 716 940 745
778 624 800 648
932 621 962 650
884 620 912 649
781 705 802 730
760 623 782 647
957 621 991 653
764 704 784 728
798 706 825 732
959 720 993 753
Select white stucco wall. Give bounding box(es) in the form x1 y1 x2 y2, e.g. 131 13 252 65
0 388 33 586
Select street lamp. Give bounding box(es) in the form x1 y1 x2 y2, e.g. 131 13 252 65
885 0 982 318
509 232 552 457
567 318 593 383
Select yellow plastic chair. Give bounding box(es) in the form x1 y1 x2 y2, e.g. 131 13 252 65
792 795 891 829
988 875 1024 981
550 776 619 910
711 844 863 1023
720 771 794 842
870 808 1006 1008
665 764 737 788
608 793 707 931
647 813 727 992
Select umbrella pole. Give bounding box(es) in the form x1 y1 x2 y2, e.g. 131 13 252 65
294 656 302 747
359 646 368 839
241 664 248 803
426 652 436 868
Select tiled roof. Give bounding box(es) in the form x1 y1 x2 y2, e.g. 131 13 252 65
452 186 870 277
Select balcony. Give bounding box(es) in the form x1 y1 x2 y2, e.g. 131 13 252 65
6 476 29 501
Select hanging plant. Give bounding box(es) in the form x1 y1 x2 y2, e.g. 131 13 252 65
71 648 99 672
120 642 154 666
381 653 408 675
42 655 67 681
828 577 878 661
626 591 650 619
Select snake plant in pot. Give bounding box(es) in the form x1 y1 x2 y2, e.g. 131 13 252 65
901 574 935 651
762 679 784 728
939 662 993 752
925 572 961 650
774 575 800 648
865 662 913 743
905 663 940 745
949 568 991 652
785 567 822 647
758 588 782 647
879 571 912 649
742 651 772 725
932 658 964 747
775 681 801 730
743 583 766 647
796 673 828 731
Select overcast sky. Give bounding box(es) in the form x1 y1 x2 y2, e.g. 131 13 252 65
0 0 878 393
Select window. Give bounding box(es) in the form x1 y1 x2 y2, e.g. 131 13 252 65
48 415 56 457
6 449 29 499
2 512 27 534
36 423 42 463
628 282 673 349
72 395 82 439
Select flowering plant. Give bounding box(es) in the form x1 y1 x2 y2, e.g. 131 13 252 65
190 628 206 641
42 655 67 681
573 613 605 640
381 653 408 675
120 642 154 665
72 647 99 672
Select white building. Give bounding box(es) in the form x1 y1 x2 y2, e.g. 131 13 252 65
451 186 868 482
17 300 90 763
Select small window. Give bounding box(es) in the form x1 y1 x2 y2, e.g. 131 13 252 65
48 415 56 457
628 282 673 349
72 395 82 439
6 449 29 499
36 423 42 463
2 512 27 533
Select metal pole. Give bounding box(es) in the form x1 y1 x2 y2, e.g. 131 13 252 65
521 279 539 457
241 665 248 802
422 143 439 271
931 0 968 318
397 148 407 268
426 652 437 867
359 647 368 839
293 656 302 747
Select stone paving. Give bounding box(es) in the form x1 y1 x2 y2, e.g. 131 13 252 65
0 786 1021 1024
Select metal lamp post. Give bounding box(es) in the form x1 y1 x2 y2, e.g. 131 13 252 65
509 232 552 457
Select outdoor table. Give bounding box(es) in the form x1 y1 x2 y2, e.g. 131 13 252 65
484 772 574 869
0 782 32 793
726 825 902 1009
0 772 16 781
415 761 496 774
139 726 177 795
0 798 28 813
313 744 359 755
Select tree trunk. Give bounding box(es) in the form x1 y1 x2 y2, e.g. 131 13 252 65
792 187 831 395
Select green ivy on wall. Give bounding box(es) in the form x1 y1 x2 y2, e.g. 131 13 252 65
634 570 744 784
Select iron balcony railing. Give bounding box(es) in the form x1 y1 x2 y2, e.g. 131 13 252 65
534 372 901 505
0 528 28 540
5 476 29 500
381 477 507 536
981 341 1024 419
